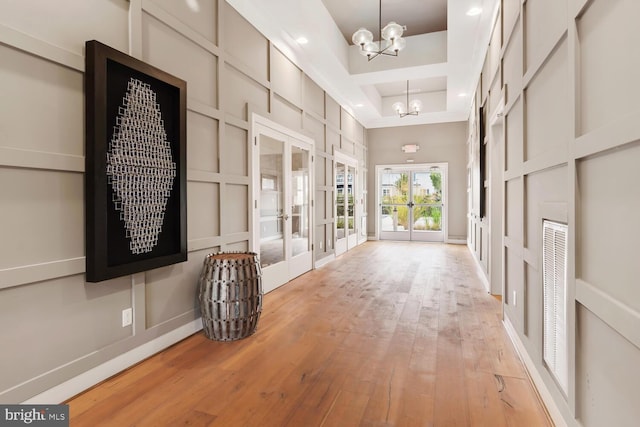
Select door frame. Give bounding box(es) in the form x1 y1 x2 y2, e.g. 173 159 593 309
374 162 449 242
334 150 358 257
250 114 315 293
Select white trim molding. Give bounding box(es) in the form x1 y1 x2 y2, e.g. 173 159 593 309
22 319 202 404
503 316 568 427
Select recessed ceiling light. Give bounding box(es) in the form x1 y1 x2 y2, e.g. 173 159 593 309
458 92 468 97
354 103 364 108
185 0 200 12
466 7 482 16
296 37 309 45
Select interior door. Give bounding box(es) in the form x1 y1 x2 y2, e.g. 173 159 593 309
379 166 445 242
254 122 313 293
335 152 358 257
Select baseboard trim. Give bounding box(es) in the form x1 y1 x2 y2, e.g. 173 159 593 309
446 238 467 244
314 254 335 269
466 246 491 293
503 316 568 427
22 319 203 404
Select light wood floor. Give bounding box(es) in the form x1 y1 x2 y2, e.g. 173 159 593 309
68 242 552 426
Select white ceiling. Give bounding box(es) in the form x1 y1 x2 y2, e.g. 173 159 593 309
224 0 500 129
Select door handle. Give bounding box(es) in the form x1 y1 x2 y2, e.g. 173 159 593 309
278 213 290 220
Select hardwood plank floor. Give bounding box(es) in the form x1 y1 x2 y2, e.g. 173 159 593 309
67 242 552 426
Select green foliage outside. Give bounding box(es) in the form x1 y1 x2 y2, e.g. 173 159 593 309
381 172 443 231
336 194 355 231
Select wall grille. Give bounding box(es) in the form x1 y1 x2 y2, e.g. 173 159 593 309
542 220 569 395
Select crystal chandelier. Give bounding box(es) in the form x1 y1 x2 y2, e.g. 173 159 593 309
351 0 406 61
392 80 423 117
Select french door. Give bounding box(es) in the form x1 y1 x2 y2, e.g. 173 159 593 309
335 152 358 257
378 164 446 242
252 118 313 293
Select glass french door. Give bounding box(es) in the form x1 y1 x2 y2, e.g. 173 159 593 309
335 153 358 256
253 120 313 293
379 166 445 242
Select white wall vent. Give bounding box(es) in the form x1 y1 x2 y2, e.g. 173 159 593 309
542 220 568 395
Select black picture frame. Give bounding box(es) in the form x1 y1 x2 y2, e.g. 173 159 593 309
85 40 187 282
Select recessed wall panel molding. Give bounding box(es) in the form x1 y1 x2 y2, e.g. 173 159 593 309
524 38 569 162
0 147 84 173
505 178 523 241
187 181 219 241
315 156 327 188
0 45 83 157
326 96 341 128
577 0 640 136
525 166 568 251
225 240 249 252
303 75 325 118
505 97 523 173
0 257 85 291
220 124 248 176
222 63 269 121
341 111 364 144
0 273 131 394
142 12 217 108
224 184 249 234
0 0 128 56
0 169 83 270
481 56 491 103
221 1 268 82
145 249 206 328
147 0 218 45
303 114 325 147
577 305 640 426
489 73 502 114
315 189 326 222
271 47 302 108
523 0 568 75
187 111 219 173
525 261 541 338
577 142 640 313
503 0 521 39
341 138 356 156
488 14 502 81
0 24 84 72
142 0 219 56
272 94 303 132
505 247 525 330
502 21 522 106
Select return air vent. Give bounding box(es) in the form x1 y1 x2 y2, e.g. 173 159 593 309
542 220 568 395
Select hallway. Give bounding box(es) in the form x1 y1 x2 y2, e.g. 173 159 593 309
68 242 551 426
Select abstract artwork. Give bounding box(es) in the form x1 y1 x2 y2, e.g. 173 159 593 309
85 40 187 282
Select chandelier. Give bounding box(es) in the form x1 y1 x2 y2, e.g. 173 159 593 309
392 80 422 117
351 0 406 61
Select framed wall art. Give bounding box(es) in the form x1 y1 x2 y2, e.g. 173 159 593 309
85 40 187 282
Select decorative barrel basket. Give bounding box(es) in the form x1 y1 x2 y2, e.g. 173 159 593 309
197 252 263 341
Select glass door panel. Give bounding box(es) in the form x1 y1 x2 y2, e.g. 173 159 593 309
347 166 356 237
336 162 346 240
291 146 309 258
379 167 445 242
411 169 443 241
379 171 410 240
259 136 285 268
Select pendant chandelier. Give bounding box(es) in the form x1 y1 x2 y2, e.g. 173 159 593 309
351 0 406 61
392 80 422 117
